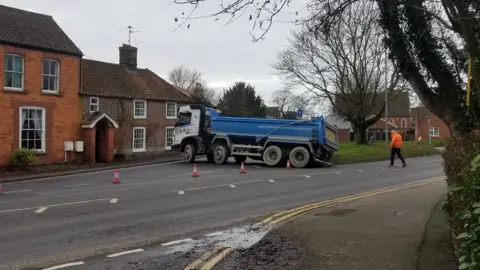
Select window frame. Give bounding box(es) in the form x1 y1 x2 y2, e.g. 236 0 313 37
42 59 60 93
401 118 407 128
4 54 24 91
166 102 177 119
429 127 440 137
89 97 99 113
19 106 46 153
133 99 147 119
165 126 175 150
132 127 146 152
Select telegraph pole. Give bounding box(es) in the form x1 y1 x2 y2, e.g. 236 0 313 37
385 51 389 144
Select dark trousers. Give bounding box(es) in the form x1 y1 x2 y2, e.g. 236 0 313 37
391 147 406 165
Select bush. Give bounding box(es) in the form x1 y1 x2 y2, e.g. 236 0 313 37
443 132 480 270
10 148 36 168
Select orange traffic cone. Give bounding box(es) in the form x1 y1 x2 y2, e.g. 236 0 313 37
240 162 246 174
0 183 3 195
192 164 199 177
113 169 120 184
286 159 292 170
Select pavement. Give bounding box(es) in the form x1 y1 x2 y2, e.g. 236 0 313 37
0 155 444 270
217 178 457 270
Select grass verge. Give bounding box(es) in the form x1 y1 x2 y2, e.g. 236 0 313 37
333 141 440 164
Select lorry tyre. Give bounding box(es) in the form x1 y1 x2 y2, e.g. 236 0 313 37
184 144 196 163
207 153 214 163
213 144 229 164
262 145 283 167
289 146 310 168
234 156 247 164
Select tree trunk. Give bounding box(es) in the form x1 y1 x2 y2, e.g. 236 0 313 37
354 127 368 144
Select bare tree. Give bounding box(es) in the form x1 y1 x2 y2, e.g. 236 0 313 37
271 87 316 119
273 0 405 144
168 66 218 106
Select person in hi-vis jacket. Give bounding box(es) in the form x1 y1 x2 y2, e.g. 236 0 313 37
390 130 407 167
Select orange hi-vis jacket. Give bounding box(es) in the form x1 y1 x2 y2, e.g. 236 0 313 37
391 132 403 148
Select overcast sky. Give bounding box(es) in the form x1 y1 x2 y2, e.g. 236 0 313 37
3 0 308 105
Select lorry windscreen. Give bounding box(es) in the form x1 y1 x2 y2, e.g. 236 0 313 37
176 112 192 127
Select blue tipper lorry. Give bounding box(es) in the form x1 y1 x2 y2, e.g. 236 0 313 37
171 104 338 168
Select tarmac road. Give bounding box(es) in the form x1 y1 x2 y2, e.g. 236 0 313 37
0 155 444 270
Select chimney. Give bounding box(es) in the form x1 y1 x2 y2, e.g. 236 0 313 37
119 44 138 69
192 82 203 98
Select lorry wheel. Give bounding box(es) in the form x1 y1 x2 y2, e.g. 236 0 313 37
234 156 247 164
262 145 283 167
184 144 196 163
289 146 310 168
207 153 214 163
213 144 229 164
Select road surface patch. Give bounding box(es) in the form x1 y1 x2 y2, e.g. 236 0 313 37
161 238 193 246
294 170 346 177
42 261 85 270
106 248 144 258
205 231 224 237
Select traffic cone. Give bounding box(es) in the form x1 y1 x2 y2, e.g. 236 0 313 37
240 162 246 174
286 159 292 170
113 169 120 184
192 164 199 177
0 183 3 195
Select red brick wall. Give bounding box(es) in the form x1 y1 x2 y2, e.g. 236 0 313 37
81 96 185 157
0 45 82 166
414 113 451 141
337 129 350 142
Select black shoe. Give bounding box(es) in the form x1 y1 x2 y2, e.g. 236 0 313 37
402 163 407 167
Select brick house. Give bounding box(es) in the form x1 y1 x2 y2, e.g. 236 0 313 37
411 106 451 141
0 5 83 166
79 44 194 162
327 92 412 142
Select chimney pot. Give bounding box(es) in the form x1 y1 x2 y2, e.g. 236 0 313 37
119 44 138 69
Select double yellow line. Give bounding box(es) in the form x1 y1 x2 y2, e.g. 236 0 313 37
183 246 234 270
183 176 444 270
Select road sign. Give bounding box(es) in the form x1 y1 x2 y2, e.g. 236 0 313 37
297 109 303 118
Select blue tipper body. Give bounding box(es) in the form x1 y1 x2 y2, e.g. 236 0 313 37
207 108 338 151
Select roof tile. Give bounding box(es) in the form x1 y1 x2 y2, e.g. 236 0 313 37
80 59 194 102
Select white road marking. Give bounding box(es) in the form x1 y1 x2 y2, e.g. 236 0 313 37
358 169 363 172
0 198 111 214
42 261 85 270
205 231 224 237
254 165 262 169
106 248 144 258
336 172 341 175
229 184 236 188
304 175 311 178
295 170 346 177
62 183 90 188
178 190 185 195
110 198 118 204
186 180 262 191
269 179 275 182
35 207 48 213
4 189 33 194
161 238 193 246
